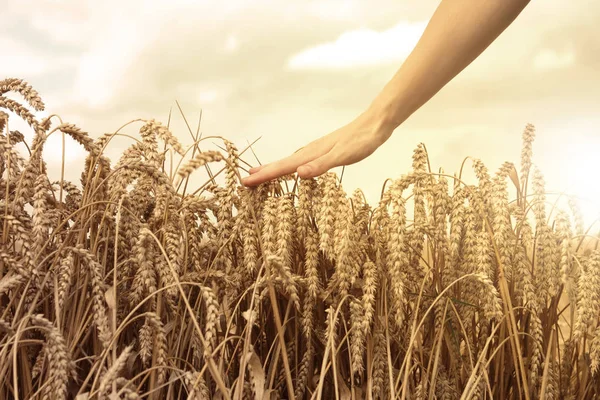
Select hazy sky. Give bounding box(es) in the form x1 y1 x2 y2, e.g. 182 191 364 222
2 0 599 222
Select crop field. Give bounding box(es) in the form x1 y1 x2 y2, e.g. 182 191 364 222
0 78 598 399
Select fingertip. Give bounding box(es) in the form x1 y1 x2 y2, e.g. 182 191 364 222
241 175 257 187
296 165 308 177
242 168 272 186
297 165 314 179
249 165 265 174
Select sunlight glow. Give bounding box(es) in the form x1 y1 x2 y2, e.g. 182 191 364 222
559 137 600 228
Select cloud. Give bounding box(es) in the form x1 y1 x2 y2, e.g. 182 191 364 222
533 48 575 70
287 21 427 70
0 38 49 76
72 19 159 108
1 0 97 47
0 38 76 77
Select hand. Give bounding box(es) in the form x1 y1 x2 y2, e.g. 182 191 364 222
241 108 395 186
241 0 530 187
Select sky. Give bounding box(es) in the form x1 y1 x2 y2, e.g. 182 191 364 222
1 0 599 225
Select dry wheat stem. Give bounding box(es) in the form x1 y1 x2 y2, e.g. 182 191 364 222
2 79 597 400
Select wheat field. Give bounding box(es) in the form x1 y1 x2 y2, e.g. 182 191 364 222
0 78 599 399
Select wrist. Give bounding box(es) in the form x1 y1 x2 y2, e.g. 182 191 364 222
366 95 407 141
367 65 422 137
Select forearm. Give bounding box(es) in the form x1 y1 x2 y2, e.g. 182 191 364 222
370 0 530 134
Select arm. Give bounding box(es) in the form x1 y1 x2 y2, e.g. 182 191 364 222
370 0 530 131
242 0 530 187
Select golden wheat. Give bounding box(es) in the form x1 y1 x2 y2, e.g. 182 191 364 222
0 78 599 399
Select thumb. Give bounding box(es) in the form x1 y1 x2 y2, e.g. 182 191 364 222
297 151 337 179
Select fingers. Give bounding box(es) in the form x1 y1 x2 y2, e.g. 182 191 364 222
249 165 265 174
297 149 338 179
241 144 323 187
241 158 298 187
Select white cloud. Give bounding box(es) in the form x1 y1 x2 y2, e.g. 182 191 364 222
287 21 427 70
0 38 75 77
72 8 166 108
2 0 97 46
0 39 48 76
533 48 575 70
51 1 249 109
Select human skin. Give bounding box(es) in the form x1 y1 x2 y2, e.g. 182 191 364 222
241 0 531 187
